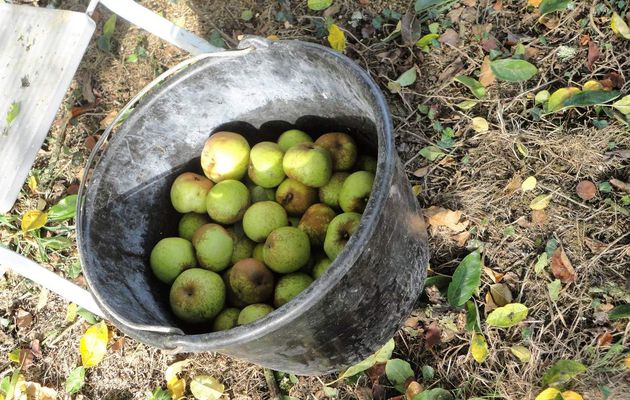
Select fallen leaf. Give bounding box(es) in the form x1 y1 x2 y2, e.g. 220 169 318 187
190 375 224 400
542 359 586 386
576 180 597 200
539 0 570 16
530 194 552 210
546 87 581 113
65 366 86 395
485 291 498 312
111 336 125 352
461 0 476 5
548 279 561 302
610 178 630 193
481 36 499 52
455 75 486 99
612 95 630 114
308 0 333 11
625 356 630 370
561 391 584 400
483 267 504 283
470 333 488 363
535 388 562 400
587 41 600 71
491 59 538 82
489 283 512 306
471 117 489 132
423 206 468 232
605 71 624 89
15 309 33 329
80 321 109 368
528 0 542 6
413 166 430 177
486 303 528 328
504 175 523 194
521 176 537 191
541 15 560 29
405 381 423 399
493 0 503 11
365 362 386 383
532 209 548 226
425 321 441 349
579 35 590 46
510 345 531 362
30 339 42 359
452 230 471 247
437 58 464 83
418 145 445 161
479 56 495 87
534 252 548 274
168 377 186 400
19 348 34 369
596 331 613 347
401 11 422 46
327 24 346 52
28 176 38 193
100 110 118 129
21 210 48 232
584 237 608 253
550 248 576 283
439 28 459 47
611 12 630 40
85 136 98 151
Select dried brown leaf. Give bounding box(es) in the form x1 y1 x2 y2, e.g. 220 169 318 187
461 0 476 5
504 174 522 193
531 209 548 226
576 180 597 200
366 362 386 384
437 58 464 83
550 248 576 283
452 230 471 247
479 56 496 87
16 309 33 329
587 41 600 71
401 11 422 46
489 283 513 306
596 331 613 347
579 35 590 46
483 267 504 283
372 383 386 400
30 339 42 358
610 178 630 193
605 72 625 89
406 381 424 399
528 0 542 6
413 166 430 177
77 71 96 104
111 336 126 352
425 322 441 349
493 0 503 11
541 16 560 29
439 29 459 47
484 291 498 312
447 7 464 23
585 237 608 253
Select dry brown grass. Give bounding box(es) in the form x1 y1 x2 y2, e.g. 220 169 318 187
1 0 629 399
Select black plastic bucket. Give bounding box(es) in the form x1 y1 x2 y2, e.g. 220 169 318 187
77 38 430 375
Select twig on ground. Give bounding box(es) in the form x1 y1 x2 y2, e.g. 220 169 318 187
263 368 282 400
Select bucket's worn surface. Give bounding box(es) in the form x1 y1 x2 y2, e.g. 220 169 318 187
77 38 429 375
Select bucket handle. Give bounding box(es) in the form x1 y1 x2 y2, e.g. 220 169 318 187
86 0 223 55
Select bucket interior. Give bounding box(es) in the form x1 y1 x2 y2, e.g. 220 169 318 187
79 41 388 335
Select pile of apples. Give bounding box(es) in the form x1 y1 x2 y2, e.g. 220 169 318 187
149 129 375 331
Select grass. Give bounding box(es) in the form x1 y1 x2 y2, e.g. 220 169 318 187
1 0 629 399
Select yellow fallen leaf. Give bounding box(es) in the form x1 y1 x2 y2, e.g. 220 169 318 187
625 356 630 369
546 87 580 113
27 176 37 192
470 333 488 363
423 206 468 232
612 95 630 115
521 176 537 191
471 116 489 132
510 345 531 362
528 0 542 6
80 321 109 368
412 184 422 196
165 360 191 385
21 210 48 232
530 194 552 210
168 377 186 400
66 303 78 323
536 388 562 400
190 375 224 400
327 24 346 52
582 80 603 91
611 12 630 40
266 35 280 41
562 391 583 400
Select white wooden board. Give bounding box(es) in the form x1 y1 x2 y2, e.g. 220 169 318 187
0 4 95 212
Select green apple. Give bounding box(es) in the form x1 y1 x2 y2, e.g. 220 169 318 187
298 203 336 247
229 225 255 264
263 227 310 273
192 224 233 272
250 185 276 203
339 171 374 213
275 178 318 216
273 273 313 307
324 212 361 260
150 237 196 284
212 307 240 331
170 172 213 213
248 142 285 188
206 180 250 224
312 257 332 279
226 258 275 306
169 268 225 323
201 131 250 182
178 213 210 241
314 132 358 171
318 172 349 209
282 143 333 188
237 303 274 325
277 129 313 152
242 201 288 242
355 155 377 173
252 243 265 262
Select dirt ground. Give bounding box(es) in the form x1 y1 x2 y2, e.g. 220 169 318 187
1 0 629 399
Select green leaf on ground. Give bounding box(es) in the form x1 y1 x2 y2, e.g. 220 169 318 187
447 251 482 307
386 359 415 393
39 236 73 250
65 366 86 394
48 195 78 221
456 100 478 110
388 67 417 92
241 9 254 21
126 53 138 63
209 31 226 48
148 387 171 400
339 338 394 379
539 0 570 16
414 0 449 12
465 300 479 331
534 253 548 274
470 333 488 363
486 303 528 328
419 145 445 161
490 59 537 82
308 0 333 11
612 95 630 114
416 33 440 49
563 91 620 108
421 365 434 381
413 388 453 400
103 15 117 36
541 360 587 386
454 76 486 99
530 194 552 210
5 102 20 125
510 345 532 362
609 304 630 320
548 279 561 302
611 12 630 39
